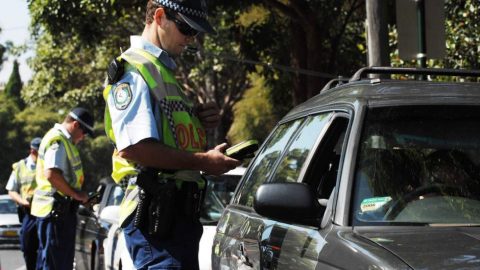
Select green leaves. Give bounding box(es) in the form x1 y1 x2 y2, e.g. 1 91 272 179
5 60 23 102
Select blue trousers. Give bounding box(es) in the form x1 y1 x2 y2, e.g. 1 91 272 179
20 213 40 270
123 212 203 270
36 211 77 270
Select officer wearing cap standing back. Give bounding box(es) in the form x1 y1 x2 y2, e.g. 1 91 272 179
6 137 42 270
103 0 240 269
30 107 94 270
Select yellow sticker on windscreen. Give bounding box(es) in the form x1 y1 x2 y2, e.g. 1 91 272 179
360 196 392 212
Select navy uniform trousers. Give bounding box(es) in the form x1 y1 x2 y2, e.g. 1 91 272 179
123 210 203 270
20 212 40 270
36 210 77 270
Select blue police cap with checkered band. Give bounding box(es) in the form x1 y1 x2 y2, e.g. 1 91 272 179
154 0 215 34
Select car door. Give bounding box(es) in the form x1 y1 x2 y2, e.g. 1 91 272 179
260 113 350 269
76 182 107 270
214 118 305 269
213 111 350 269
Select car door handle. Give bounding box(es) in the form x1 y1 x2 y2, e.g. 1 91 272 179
239 242 253 267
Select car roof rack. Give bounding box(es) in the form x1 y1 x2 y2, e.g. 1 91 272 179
349 66 480 82
321 76 350 92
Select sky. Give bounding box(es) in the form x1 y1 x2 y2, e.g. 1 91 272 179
0 0 33 84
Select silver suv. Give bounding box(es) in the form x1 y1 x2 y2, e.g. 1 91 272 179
212 67 480 270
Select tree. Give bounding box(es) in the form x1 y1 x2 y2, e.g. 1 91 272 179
211 1 367 106
0 44 5 71
0 27 5 71
4 60 24 107
389 0 480 82
443 0 480 71
228 73 277 143
0 94 22 191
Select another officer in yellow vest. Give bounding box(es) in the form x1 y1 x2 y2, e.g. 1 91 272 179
104 0 240 269
6 137 42 270
31 107 94 270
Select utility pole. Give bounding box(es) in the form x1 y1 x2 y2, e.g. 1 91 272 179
415 0 427 80
366 0 390 77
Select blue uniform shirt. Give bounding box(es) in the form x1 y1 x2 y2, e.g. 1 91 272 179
107 36 177 151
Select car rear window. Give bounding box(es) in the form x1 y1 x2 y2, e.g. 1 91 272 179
352 105 480 225
0 199 17 214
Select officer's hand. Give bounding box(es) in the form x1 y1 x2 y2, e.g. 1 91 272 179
196 102 221 129
21 199 30 208
73 191 89 204
203 143 241 176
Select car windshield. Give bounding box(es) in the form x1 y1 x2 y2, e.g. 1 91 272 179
0 198 18 214
352 106 480 225
201 174 243 225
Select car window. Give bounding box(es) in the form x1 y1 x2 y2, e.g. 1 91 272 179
303 115 349 200
0 199 17 214
272 113 333 183
352 106 480 225
201 173 243 225
106 185 124 206
235 119 304 207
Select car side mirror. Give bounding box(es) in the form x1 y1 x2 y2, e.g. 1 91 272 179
254 183 321 226
99 205 119 225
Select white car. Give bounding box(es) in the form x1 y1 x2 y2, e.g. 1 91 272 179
0 194 21 246
101 167 246 270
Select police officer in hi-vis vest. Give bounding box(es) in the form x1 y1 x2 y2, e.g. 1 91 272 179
103 0 240 269
31 107 94 270
6 137 42 270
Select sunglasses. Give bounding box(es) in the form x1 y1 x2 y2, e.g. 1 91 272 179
79 124 90 136
165 10 199 37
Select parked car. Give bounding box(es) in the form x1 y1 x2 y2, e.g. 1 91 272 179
101 167 246 270
75 177 124 270
213 67 480 270
0 194 21 246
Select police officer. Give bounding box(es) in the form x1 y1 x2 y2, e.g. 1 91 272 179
31 107 94 270
6 137 42 270
103 0 240 269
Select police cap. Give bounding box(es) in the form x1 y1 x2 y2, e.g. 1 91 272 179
30 137 42 150
154 0 215 34
69 107 95 137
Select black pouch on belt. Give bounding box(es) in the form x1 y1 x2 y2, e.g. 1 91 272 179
148 180 177 238
135 167 178 238
52 193 71 219
180 181 203 221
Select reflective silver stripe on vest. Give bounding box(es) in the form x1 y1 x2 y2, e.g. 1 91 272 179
122 50 180 98
123 185 140 204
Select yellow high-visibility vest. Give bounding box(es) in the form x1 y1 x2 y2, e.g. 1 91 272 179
11 159 37 201
31 127 84 217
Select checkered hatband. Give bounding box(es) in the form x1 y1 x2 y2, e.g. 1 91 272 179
154 0 208 19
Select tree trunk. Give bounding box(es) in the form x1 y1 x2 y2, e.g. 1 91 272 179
290 19 308 105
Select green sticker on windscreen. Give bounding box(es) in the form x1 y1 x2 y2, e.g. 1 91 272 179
360 196 392 212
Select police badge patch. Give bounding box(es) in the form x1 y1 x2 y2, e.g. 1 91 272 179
113 83 132 110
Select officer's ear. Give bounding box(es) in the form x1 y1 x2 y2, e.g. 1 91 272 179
72 121 83 134
153 7 166 26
